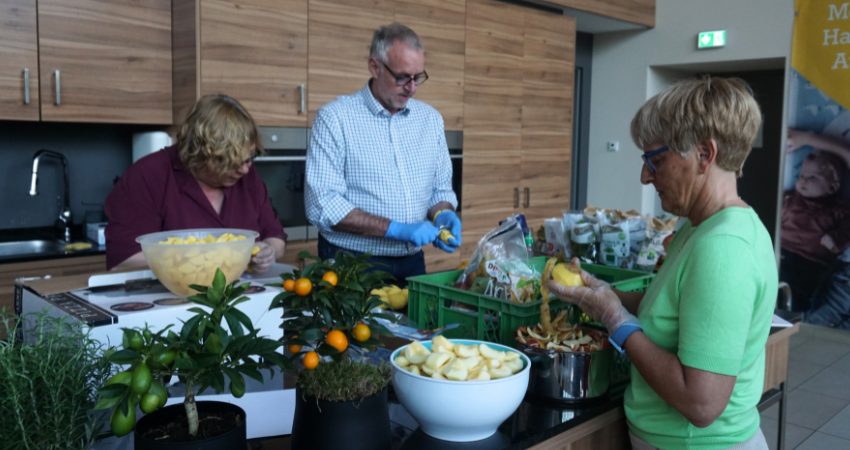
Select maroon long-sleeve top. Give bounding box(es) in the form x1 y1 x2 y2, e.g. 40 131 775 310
104 145 286 269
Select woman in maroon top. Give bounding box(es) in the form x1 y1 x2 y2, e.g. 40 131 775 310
105 95 287 271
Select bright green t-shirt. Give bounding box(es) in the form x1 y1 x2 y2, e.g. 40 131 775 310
625 207 777 450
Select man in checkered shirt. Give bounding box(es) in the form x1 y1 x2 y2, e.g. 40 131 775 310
305 23 462 283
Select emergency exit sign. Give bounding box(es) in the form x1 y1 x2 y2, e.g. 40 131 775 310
698 30 726 49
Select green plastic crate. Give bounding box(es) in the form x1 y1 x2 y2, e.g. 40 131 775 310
406 258 654 347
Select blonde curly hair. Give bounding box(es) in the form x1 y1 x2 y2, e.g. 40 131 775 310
176 95 264 178
631 77 762 177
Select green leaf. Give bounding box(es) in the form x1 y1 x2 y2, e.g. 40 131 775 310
193 352 220 368
209 369 226 393
261 351 294 370
236 364 265 383
205 332 223 354
223 335 254 355
316 342 340 357
226 308 255 334
340 279 364 292
368 321 395 337
222 367 245 394
180 315 204 342
97 384 128 399
186 307 209 317
186 293 215 307
108 349 141 365
94 393 124 410
223 311 245 338
229 283 249 299
212 269 227 297
230 297 251 309
297 327 325 341
174 357 199 371
242 338 282 356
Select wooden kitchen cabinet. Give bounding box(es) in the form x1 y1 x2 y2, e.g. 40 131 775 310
0 0 39 121
0 255 106 316
520 10 575 230
307 0 465 129
461 0 574 256
173 0 308 126
38 0 172 124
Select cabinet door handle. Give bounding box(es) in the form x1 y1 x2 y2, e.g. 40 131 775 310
23 69 30 104
514 187 520 208
299 84 305 114
54 70 61 106
525 188 530 208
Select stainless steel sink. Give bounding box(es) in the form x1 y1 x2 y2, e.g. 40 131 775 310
0 240 66 257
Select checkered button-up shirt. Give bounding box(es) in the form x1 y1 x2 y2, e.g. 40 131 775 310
305 83 458 256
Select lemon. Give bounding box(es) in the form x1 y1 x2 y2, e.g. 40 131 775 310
388 293 408 310
386 286 402 296
131 363 152 396
140 393 161 414
551 264 585 287
110 405 136 437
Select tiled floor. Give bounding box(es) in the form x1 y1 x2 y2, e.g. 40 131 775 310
760 324 850 450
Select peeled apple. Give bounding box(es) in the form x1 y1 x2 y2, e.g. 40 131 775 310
551 264 585 287
396 339 524 382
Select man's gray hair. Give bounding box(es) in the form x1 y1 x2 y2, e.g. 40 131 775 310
370 23 424 63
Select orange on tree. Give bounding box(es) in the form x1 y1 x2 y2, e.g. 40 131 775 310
283 279 296 292
321 271 338 288
326 329 348 352
303 351 319 369
294 278 312 297
288 335 302 354
353 323 371 342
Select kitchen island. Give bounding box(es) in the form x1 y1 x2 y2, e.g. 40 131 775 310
253 319 800 450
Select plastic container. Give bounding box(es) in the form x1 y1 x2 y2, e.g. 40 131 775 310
406 258 653 346
137 228 258 297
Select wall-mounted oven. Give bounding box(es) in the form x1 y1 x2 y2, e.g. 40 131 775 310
254 128 462 241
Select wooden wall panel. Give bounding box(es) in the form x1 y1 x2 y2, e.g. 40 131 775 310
546 0 655 28
38 0 172 124
172 0 200 124
0 0 39 121
200 0 308 127
461 0 524 257
395 0 466 130
307 0 394 124
521 10 575 230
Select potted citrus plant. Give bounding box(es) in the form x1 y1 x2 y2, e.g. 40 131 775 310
270 251 399 450
94 269 292 449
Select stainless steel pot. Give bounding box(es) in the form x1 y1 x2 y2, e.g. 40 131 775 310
517 327 613 402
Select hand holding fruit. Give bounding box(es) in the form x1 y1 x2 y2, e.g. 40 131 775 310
385 221 441 247
433 210 462 253
250 241 275 273
547 258 637 334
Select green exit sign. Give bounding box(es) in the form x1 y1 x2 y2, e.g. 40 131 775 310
698 30 726 49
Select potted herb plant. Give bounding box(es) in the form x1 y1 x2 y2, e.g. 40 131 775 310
271 251 399 450
94 269 292 449
0 310 112 450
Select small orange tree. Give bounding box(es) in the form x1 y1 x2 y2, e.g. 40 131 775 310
270 251 397 369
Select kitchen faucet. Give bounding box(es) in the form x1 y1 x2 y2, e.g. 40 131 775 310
29 149 72 242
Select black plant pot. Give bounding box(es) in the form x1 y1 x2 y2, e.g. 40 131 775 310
134 401 247 450
291 386 392 450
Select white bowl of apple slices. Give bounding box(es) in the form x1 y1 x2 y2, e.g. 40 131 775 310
390 336 531 442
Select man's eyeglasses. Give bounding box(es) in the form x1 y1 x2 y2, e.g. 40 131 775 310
381 61 429 86
641 146 669 174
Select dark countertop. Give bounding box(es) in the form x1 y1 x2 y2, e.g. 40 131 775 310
386 388 623 450
0 225 105 265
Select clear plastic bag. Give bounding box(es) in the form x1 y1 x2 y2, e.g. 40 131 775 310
454 217 529 296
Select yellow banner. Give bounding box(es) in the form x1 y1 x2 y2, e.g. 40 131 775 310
793 0 850 110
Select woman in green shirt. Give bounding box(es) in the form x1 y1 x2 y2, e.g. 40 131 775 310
549 77 777 450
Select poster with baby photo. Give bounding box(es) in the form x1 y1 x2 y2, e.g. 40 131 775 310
782 1 850 329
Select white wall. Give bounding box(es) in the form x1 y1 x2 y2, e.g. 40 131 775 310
586 0 795 215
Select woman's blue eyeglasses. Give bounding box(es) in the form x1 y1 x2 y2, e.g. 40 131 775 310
641 146 669 174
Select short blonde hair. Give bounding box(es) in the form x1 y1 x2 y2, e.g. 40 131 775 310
176 95 263 178
630 77 762 177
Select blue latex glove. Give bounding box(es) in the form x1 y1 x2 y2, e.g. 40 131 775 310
433 210 462 253
385 221 440 247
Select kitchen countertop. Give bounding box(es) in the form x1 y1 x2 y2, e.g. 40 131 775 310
251 317 804 450
0 225 105 265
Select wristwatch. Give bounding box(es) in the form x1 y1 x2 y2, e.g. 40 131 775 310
609 323 643 353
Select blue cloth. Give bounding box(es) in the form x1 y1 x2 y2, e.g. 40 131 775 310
318 234 426 286
305 82 458 257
